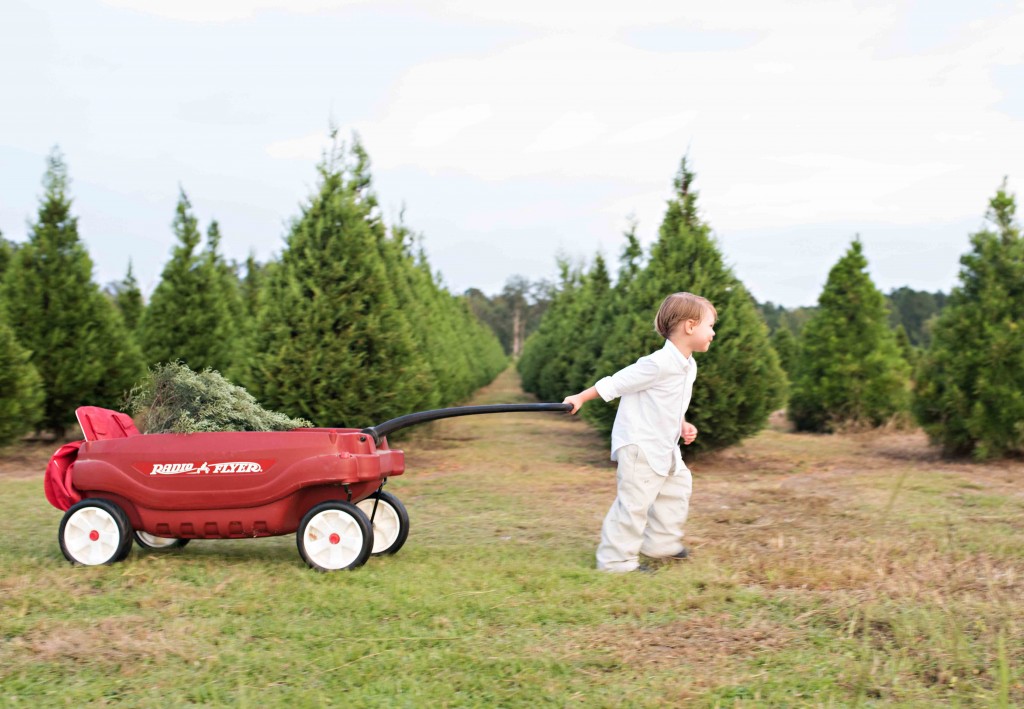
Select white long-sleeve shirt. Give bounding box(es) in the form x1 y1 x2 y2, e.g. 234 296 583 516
594 340 697 476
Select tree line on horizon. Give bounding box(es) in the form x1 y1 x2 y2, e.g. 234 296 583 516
0 136 506 443
517 161 1023 461
470 274 946 363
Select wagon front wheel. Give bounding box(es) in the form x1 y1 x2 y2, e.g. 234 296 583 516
297 501 373 571
356 491 409 556
59 499 133 566
134 531 190 551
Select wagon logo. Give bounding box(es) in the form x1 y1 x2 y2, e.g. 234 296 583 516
142 460 272 476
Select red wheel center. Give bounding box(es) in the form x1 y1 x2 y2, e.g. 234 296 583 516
89 530 100 541
328 533 341 545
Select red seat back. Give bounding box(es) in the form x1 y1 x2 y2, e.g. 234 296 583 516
75 406 141 441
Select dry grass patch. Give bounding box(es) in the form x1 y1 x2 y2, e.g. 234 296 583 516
14 616 198 666
545 613 797 704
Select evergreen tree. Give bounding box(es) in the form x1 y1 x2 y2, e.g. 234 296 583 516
788 239 910 432
0 313 44 445
758 301 817 335
759 301 786 332
406 240 506 405
520 253 615 400
250 136 439 427
138 191 241 377
578 222 646 435
914 183 1024 458
567 254 614 396
770 325 798 378
893 324 918 370
241 252 265 320
112 260 144 332
0 230 15 279
235 253 269 386
381 219 443 411
617 218 645 287
887 287 947 347
205 220 249 379
348 149 436 413
518 260 583 401
2 148 144 434
588 159 785 454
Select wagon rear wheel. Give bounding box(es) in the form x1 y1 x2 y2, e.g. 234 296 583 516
297 501 373 571
356 491 409 556
134 531 190 551
59 499 133 566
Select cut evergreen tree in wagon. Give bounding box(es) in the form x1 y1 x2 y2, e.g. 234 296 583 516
44 364 571 571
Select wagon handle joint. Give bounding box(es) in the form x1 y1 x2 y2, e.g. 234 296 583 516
361 403 573 447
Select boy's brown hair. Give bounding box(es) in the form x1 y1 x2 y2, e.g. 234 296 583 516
654 292 717 339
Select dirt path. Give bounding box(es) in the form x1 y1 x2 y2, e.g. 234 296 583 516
0 441 61 479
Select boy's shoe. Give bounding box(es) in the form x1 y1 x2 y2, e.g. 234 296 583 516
666 546 689 560
634 564 656 574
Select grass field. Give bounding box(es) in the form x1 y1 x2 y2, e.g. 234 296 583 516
1 368 1022 707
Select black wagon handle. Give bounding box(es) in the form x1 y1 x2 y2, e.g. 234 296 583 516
362 403 572 446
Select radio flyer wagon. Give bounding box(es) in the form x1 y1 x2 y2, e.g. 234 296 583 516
45 403 570 571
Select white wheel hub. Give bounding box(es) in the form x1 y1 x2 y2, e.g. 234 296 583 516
63 506 121 565
302 509 365 570
357 498 400 554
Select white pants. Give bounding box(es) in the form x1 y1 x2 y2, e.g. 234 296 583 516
596 444 692 572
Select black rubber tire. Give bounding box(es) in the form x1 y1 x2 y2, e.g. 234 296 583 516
59 499 133 566
296 501 373 572
356 491 410 556
133 531 190 551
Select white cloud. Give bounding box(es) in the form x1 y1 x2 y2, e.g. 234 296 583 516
753 61 794 74
412 104 492 149
609 112 697 145
527 112 607 153
101 0 370 23
265 131 333 160
351 0 1024 234
712 154 957 229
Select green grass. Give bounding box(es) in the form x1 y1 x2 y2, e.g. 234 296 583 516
2 368 1023 707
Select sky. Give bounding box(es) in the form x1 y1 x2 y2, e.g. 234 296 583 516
1 0 1022 307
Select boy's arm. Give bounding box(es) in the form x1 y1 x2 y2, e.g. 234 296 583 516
563 358 661 414
595 357 661 400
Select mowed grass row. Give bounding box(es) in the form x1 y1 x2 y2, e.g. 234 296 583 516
1 367 1022 707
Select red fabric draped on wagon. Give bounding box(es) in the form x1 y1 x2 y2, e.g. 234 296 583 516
44 440 84 511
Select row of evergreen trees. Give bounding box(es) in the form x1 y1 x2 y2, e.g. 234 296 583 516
763 285 947 381
786 184 1023 461
519 160 1023 460
760 287 947 349
0 136 507 444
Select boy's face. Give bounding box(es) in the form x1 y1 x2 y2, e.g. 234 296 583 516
685 313 716 352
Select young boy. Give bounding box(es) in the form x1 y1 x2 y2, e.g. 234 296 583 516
563 292 716 573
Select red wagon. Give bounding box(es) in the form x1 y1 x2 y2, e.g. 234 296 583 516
47 403 569 571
